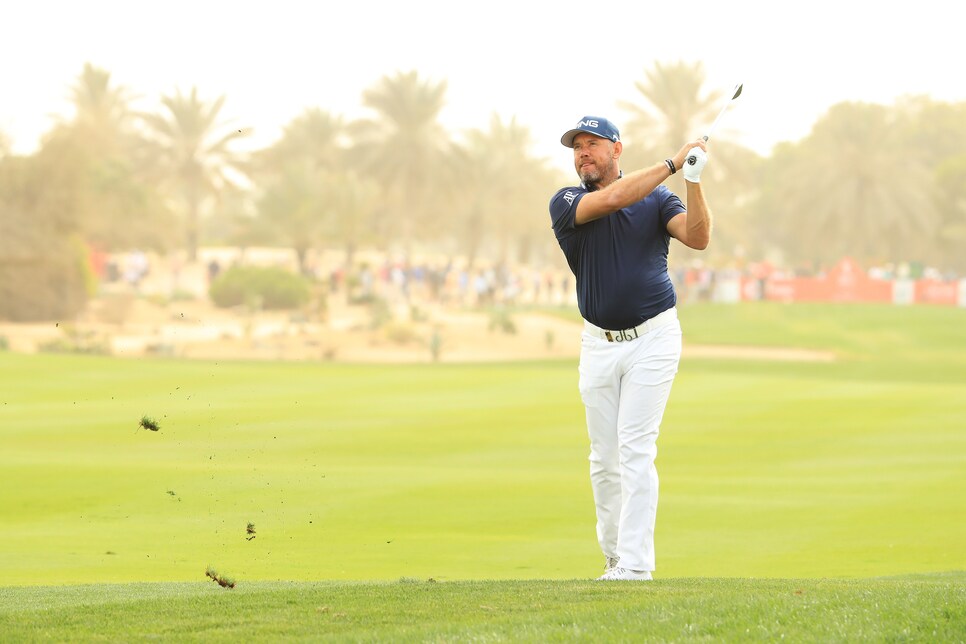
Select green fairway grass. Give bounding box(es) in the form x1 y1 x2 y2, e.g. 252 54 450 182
1 575 963 642
1 302 964 589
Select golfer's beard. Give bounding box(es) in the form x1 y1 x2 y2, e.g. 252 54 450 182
579 159 613 188
579 164 602 186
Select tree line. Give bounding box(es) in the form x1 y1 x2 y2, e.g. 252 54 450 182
2 61 965 321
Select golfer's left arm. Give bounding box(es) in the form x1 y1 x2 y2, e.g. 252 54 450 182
667 181 712 250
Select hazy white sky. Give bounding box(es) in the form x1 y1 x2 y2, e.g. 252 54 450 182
3 0 964 174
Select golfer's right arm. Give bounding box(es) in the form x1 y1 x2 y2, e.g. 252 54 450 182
575 140 706 225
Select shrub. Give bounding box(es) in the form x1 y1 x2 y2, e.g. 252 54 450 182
383 321 420 345
37 326 109 355
368 297 393 329
209 266 310 310
0 235 91 322
488 307 517 334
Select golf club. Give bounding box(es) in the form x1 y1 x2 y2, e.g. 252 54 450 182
687 82 743 166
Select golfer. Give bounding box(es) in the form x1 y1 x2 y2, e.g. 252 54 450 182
548 116 711 581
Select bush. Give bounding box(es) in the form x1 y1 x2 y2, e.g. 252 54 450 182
0 236 91 322
209 266 310 310
368 297 393 329
383 321 420 345
488 307 517 334
37 326 109 355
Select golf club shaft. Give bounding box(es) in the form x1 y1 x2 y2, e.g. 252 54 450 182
703 99 733 140
686 82 743 165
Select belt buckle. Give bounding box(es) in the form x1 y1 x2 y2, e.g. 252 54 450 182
606 325 641 343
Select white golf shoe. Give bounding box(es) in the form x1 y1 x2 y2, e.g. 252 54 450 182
604 556 620 573
596 567 652 581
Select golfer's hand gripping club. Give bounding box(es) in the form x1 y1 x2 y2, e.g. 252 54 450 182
686 135 709 168
683 147 707 183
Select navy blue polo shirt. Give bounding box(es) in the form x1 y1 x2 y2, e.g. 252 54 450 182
549 183 685 330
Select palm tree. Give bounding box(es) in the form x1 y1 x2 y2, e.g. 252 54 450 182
140 87 248 261
896 97 966 271
68 62 136 156
897 96 966 167
257 108 346 173
618 61 763 260
456 115 561 267
618 61 722 170
350 71 456 249
930 155 966 272
0 145 93 321
760 102 933 267
34 64 175 253
257 162 332 273
254 108 377 272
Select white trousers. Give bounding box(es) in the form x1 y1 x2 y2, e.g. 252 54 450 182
577 309 682 572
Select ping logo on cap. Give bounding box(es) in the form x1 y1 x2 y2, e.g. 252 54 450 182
560 116 620 147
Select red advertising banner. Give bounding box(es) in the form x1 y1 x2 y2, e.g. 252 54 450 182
761 257 893 303
711 258 964 307
914 280 959 305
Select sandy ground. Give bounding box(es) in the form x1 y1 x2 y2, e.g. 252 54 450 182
0 296 835 364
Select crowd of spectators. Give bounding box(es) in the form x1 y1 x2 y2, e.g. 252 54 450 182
91 247 964 310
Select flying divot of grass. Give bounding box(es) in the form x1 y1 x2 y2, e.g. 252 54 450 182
204 566 235 589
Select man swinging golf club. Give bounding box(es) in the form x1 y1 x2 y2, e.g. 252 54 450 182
548 116 712 581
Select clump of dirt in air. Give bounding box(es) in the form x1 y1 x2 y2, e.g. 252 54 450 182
205 566 235 589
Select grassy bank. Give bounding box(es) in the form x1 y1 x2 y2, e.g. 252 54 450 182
1 575 962 642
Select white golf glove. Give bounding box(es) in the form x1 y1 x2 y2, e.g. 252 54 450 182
683 147 708 183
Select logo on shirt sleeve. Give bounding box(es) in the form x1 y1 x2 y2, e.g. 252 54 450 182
563 191 577 205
